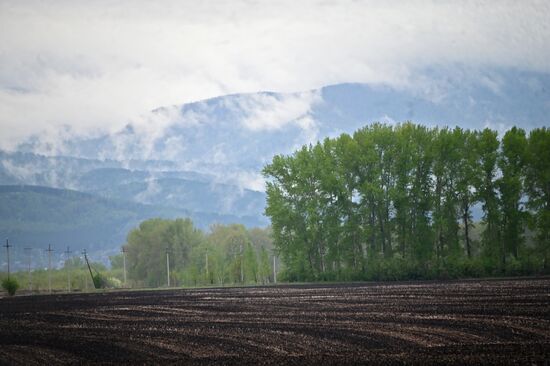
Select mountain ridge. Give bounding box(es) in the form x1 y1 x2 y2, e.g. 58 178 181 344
1 67 549 264
0 184 267 268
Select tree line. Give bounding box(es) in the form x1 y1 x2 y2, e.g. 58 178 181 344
263 122 549 281
121 219 275 287
2 221 275 293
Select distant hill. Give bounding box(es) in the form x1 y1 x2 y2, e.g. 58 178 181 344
1 66 548 262
0 151 267 219
16 67 550 174
77 168 265 216
0 185 265 268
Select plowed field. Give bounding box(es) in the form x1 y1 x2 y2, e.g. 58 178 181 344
1 278 549 365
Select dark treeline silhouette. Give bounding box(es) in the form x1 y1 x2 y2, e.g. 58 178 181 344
263 122 549 281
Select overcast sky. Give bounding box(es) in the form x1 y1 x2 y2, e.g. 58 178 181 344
1 0 549 149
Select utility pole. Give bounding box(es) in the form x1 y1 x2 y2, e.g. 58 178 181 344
46 244 53 294
240 243 244 283
121 247 127 286
82 250 88 291
273 255 277 284
3 239 11 280
24 247 32 291
205 247 209 278
166 247 171 287
64 246 72 292
83 249 95 290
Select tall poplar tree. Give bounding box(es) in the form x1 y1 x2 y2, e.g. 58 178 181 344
476 129 501 266
455 129 480 258
525 127 550 269
498 127 527 261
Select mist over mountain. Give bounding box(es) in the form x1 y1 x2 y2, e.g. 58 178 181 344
13 67 550 185
1 66 549 264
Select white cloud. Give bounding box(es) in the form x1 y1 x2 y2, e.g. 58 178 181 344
378 115 397 125
479 74 505 95
483 120 516 137
0 0 549 148
134 177 160 204
212 169 266 193
295 115 320 143
161 135 186 162
229 90 321 131
1 159 37 183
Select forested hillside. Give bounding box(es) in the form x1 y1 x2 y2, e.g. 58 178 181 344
0 186 266 267
264 123 550 281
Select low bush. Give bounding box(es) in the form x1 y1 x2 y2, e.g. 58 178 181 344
92 273 107 289
1 277 19 296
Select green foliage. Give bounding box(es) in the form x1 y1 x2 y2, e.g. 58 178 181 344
3 258 116 293
92 273 107 289
477 129 501 264
524 127 550 269
498 127 528 261
109 254 124 270
1 277 19 296
263 122 548 282
124 219 275 287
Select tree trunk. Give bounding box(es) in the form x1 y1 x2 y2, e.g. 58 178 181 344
463 198 471 258
378 207 386 258
370 204 376 255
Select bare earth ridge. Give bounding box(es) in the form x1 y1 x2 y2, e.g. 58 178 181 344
0 278 549 365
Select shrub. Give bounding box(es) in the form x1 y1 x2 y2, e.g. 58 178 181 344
1 277 19 296
92 273 107 289
108 277 122 288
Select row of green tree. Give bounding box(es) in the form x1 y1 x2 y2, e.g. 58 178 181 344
121 219 275 287
263 122 550 281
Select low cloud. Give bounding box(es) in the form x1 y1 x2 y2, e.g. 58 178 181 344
230 91 321 132
483 121 515 137
134 177 160 204
1 159 37 184
109 105 183 162
1 1 549 149
1 155 81 189
218 170 266 193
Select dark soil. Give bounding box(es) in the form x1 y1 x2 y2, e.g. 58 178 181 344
0 278 549 365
